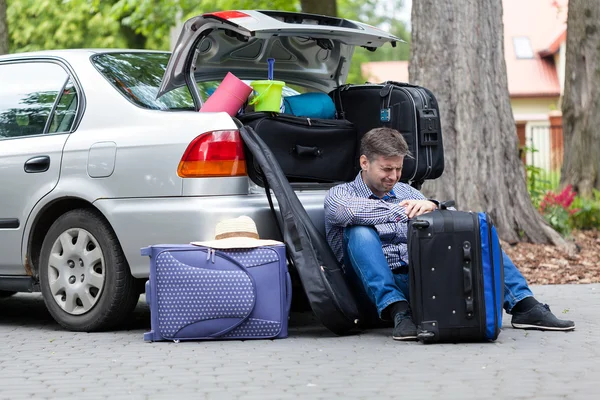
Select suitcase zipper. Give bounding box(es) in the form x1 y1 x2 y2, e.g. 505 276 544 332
485 213 499 338
473 213 487 339
420 90 434 181
394 87 419 182
415 88 434 181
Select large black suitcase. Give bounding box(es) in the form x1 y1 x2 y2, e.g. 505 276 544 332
239 112 358 183
239 125 363 335
408 205 504 343
330 82 444 187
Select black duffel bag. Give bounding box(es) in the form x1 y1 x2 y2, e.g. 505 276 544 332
330 82 444 188
239 112 359 183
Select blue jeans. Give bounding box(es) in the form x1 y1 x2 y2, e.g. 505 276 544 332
343 226 533 319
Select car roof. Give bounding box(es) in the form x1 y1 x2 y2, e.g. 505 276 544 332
0 49 170 62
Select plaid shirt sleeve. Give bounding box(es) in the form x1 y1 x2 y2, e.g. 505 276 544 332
387 184 428 243
324 184 407 227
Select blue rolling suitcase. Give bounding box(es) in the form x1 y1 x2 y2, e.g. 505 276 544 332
408 207 504 343
141 244 291 342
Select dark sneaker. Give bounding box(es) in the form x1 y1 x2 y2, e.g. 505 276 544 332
392 311 418 341
511 303 575 331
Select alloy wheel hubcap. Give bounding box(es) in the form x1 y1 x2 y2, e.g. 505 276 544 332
47 228 105 315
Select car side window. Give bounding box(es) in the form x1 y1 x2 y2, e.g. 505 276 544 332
48 79 79 134
0 62 69 139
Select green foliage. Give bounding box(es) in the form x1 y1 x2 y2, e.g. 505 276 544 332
524 145 560 208
339 0 410 83
526 163 549 209
542 203 573 236
538 185 578 236
8 0 127 52
570 189 600 230
523 144 599 235
109 0 184 49
536 185 600 236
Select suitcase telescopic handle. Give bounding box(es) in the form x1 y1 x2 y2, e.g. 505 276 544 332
440 200 456 210
411 220 430 229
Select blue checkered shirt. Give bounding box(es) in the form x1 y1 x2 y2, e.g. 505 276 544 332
324 172 428 271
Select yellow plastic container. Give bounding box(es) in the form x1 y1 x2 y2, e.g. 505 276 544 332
250 80 285 112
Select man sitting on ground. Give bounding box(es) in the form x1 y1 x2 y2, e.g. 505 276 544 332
324 127 575 341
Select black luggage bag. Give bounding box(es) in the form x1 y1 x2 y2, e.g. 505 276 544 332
408 204 504 343
330 82 444 187
239 112 358 183
239 125 363 336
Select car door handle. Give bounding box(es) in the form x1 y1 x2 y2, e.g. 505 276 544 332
24 156 50 173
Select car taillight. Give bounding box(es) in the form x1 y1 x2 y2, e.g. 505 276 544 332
177 130 247 178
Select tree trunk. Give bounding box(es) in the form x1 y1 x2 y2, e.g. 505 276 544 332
561 0 600 198
300 0 337 17
409 0 569 249
0 0 8 55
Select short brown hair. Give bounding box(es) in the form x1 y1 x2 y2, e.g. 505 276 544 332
359 128 410 161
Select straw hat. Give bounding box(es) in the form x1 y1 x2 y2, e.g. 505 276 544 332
191 216 282 249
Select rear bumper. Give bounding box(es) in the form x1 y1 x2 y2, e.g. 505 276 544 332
94 191 327 278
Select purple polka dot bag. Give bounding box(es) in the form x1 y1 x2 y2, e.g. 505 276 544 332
141 244 291 341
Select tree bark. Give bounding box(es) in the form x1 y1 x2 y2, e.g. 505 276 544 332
0 0 8 55
300 0 337 17
561 0 600 197
409 0 569 249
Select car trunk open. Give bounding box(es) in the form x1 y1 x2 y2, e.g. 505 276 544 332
158 10 402 107
159 10 404 187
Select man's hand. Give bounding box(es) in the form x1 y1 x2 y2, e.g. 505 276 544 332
399 199 438 218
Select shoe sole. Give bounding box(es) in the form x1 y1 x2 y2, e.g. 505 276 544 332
392 335 418 341
511 323 575 331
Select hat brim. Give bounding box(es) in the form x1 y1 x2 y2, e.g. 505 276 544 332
191 237 283 249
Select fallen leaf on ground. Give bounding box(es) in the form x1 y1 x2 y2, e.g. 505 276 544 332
503 230 599 285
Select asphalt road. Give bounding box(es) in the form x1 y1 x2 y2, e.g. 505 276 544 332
0 284 597 399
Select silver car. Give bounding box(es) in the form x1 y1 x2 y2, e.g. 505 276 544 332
0 10 402 331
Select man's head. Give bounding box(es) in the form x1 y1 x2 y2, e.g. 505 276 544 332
359 128 410 197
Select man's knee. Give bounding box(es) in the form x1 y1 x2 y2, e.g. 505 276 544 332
345 225 380 247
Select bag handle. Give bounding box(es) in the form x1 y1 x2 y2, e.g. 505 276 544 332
248 83 273 106
440 200 456 210
462 241 475 318
293 145 323 157
382 80 421 89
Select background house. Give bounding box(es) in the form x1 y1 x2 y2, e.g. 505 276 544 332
362 0 569 179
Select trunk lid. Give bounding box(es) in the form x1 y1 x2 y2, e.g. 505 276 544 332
157 10 403 104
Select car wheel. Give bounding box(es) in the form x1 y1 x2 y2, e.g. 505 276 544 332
0 291 16 298
39 209 139 331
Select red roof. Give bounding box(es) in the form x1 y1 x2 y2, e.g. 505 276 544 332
362 0 567 98
361 61 409 84
503 0 566 97
539 29 567 58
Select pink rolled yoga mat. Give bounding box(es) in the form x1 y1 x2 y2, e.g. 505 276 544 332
200 72 253 116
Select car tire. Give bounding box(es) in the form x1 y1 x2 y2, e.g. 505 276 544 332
0 291 16 298
39 209 139 331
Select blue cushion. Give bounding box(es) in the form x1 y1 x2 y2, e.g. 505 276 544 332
283 93 336 119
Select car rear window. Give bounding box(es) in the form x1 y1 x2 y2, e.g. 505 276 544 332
91 52 303 111
92 52 196 110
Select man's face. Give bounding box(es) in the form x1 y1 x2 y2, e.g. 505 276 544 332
360 154 404 197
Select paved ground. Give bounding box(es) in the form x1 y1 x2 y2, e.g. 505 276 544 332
0 284 597 400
